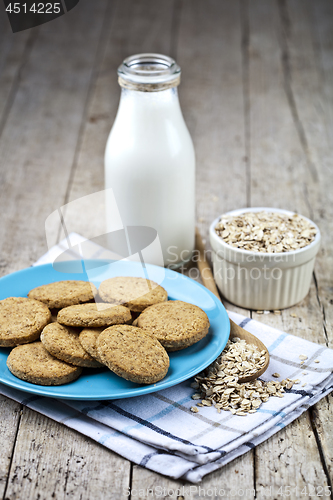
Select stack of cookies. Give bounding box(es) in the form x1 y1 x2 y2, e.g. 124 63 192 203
1 277 210 387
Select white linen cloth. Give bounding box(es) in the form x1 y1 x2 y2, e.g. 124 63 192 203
0 234 332 483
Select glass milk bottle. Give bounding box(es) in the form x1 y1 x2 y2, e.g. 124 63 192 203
104 54 195 267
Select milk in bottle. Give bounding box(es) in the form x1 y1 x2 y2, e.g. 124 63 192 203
104 54 195 267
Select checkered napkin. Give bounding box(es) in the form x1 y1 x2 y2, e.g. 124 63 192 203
1 233 333 483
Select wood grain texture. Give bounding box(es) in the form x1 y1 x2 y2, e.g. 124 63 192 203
279 0 333 493
0 0 332 497
255 412 329 498
284 0 333 349
0 10 33 135
248 0 332 494
178 0 247 243
0 396 21 499
3 408 130 500
0 1 116 498
0 0 109 271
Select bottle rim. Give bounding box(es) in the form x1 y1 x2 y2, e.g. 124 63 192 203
118 53 181 90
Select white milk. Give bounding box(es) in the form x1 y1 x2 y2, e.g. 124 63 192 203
104 54 195 267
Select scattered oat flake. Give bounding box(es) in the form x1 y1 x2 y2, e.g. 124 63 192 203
291 313 297 318
190 406 199 413
191 339 291 415
314 359 320 363
274 310 281 315
293 379 301 384
256 310 264 314
263 310 270 314
272 373 280 378
302 383 307 387
299 354 308 360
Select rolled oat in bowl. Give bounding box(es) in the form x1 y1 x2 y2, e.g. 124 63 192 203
215 211 317 253
209 208 321 309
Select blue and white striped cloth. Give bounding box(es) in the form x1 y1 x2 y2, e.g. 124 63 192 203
0 234 332 483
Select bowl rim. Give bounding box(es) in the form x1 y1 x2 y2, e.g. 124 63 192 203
209 207 321 258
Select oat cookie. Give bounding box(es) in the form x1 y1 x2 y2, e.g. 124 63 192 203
41 322 102 368
79 328 105 364
7 342 82 385
28 280 97 309
98 276 168 312
57 303 131 328
136 300 210 351
0 297 51 347
97 325 169 384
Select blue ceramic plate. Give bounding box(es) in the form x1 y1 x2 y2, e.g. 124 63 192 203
0 260 230 400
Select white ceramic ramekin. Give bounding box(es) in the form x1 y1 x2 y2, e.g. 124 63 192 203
209 207 321 310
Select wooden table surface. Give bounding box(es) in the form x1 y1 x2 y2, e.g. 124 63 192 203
0 1 332 498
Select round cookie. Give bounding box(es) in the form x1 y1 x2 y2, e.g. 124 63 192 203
28 280 97 309
0 297 51 347
41 323 103 368
98 276 168 312
57 303 131 328
79 328 105 364
97 325 169 384
7 342 82 386
136 300 210 351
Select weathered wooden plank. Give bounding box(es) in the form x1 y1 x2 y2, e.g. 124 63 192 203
285 0 333 348
0 396 21 499
313 0 333 150
179 0 248 245
282 0 333 493
0 0 331 496
255 412 329 499
248 0 330 494
130 467 184 499
310 396 333 485
132 451 254 499
0 9 33 131
0 0 109 272
0 1 116 498
3 408 130 500
0 14 32 499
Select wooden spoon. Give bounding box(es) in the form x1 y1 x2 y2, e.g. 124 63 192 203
195 228 270 383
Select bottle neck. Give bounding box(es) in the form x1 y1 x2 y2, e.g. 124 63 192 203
118 87 182 116
118 75 180 92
